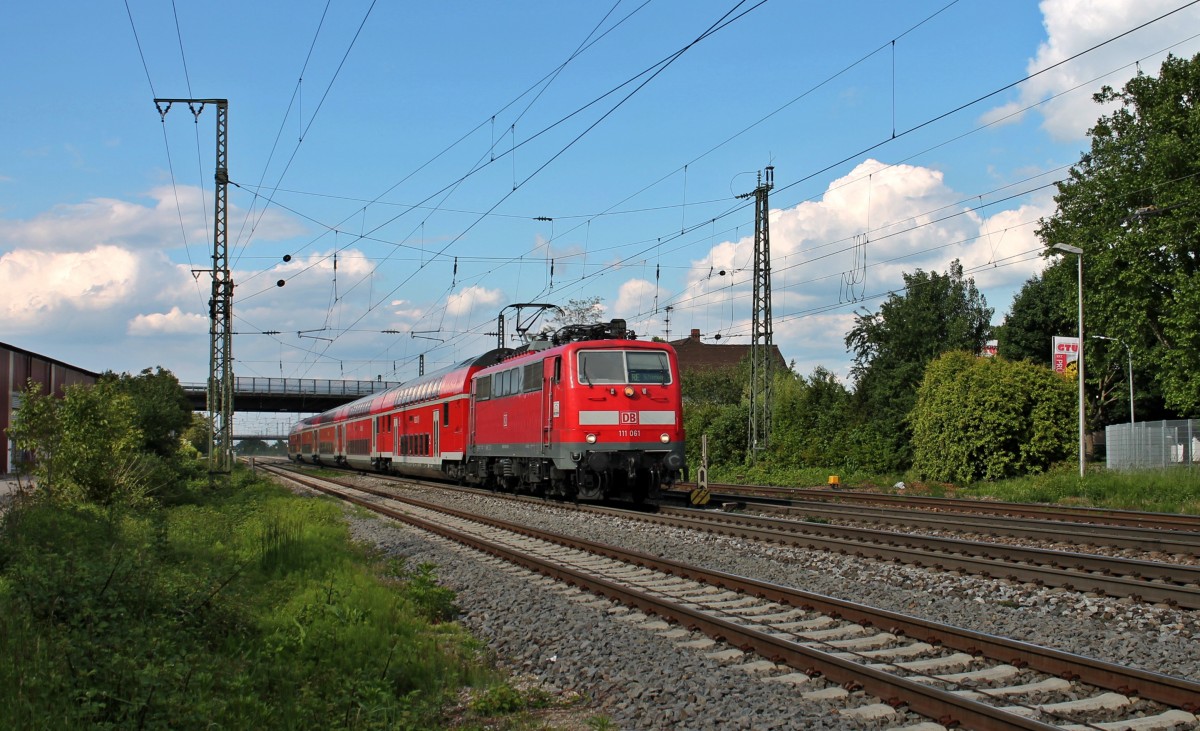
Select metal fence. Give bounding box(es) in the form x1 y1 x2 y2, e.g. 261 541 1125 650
1105 419 1199 471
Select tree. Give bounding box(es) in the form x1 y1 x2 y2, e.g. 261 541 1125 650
844 260 993 468
101 367 195 458
1038 53 1200 416
768 367 854 469
182 413 211 455
236 438 270 456
680 359 749 470
550 296 605 326
995 271 1075 366
910 352 1075 483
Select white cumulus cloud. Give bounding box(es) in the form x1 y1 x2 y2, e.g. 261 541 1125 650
446 285 503 316
0 185 305 253
985 0 1200 141
128 306 208 336
670 158 1051 381
614 278 661 320
0 245 140 324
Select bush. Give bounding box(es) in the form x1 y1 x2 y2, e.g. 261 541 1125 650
910 352 1075 483
9 380 155 505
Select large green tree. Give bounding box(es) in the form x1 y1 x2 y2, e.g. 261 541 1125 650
769 367 854 469
680 360 750 469
998 267 1160 427
845 260 993 468
1038 53 1200 416
995 270 1075 366
100 367 194 459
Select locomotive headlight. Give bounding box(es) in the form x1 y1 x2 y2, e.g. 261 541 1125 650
623 386 635 397
660 433 670 443
586 433 598 444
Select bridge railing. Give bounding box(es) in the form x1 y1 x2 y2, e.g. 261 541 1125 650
182 377 404 397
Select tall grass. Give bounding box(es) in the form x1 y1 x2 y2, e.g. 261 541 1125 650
957 466 1200 514
720 457 1200 514
710 463 897 491
0 470 496 730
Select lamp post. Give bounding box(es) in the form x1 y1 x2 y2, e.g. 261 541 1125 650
1091 335 1134 425
1053 243 1085 478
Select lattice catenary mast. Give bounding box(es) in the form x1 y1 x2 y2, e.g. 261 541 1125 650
737 166 774 456
155 98 233 474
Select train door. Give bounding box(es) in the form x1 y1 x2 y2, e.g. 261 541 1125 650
393 416 401 461
432 407 440 458
468 381 478 452
336 425 345 456
542 356 560 453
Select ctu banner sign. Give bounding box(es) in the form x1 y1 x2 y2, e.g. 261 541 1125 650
1053 336 1080 376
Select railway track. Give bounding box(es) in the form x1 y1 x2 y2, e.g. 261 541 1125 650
272 461 1200 608
262 464 1200 730
643 506 1200 609
676 483 1200 533
710 499 1200 557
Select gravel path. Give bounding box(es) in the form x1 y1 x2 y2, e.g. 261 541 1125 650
340 481 1200 730
0 475 28 519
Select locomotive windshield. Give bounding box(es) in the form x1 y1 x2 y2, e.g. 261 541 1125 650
577 350 671 385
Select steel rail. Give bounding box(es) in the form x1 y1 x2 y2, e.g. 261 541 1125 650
675 483 1200 531
658 506 1200 584
729 499 1200 554
645 506 1200 608
262 464 1200 720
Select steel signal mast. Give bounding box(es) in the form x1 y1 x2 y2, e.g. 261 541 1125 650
737 166 775 457
155 98 233 475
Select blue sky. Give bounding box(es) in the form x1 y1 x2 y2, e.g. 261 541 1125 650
4 1 1200 422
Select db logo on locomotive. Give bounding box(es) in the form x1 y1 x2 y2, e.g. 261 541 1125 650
620 411 639 424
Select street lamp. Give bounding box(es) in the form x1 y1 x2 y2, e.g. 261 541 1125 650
1091 335 1134 425
1052 243 1085 478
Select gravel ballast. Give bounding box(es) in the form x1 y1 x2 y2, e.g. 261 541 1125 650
339 482 1200 729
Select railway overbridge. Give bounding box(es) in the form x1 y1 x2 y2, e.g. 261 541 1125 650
181 376 404 414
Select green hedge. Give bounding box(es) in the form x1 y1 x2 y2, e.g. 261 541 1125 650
910 352 1075 483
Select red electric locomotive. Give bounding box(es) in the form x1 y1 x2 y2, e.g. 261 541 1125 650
288 318 687 502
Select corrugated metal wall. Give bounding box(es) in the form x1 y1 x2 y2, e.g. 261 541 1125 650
2 344 99 474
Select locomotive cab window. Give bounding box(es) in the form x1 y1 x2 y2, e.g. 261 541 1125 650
627 351 671 384
577 350 672 385
577 351 625 384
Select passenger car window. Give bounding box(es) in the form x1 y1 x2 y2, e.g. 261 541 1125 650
523 362 541 393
